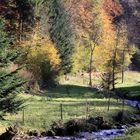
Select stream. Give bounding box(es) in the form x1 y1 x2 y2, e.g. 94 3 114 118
35 100 140 140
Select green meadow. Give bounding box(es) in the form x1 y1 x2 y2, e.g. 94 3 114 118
0 71 140 135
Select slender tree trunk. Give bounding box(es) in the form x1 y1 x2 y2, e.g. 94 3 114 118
121 47 126 83
112 48 117 91
64 74 67 81
121 68 124 83
112 66 115 91
18 12 23 42
89 50 93 87
89 45 95 87
112 27 121 90
108 91 111 111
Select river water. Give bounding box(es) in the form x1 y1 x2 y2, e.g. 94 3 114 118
35 100 140 140
35 128 125 140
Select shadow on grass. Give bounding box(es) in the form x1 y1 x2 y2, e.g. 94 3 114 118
46 84 104 99
119 85 140 101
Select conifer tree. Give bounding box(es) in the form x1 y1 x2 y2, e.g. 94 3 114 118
0 19 25 118
47 0 74 74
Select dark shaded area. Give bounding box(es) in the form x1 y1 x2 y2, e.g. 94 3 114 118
112 110 140 125
131 49 140 71
46 84 104 98
120 0 140 71
119 85 140 101
120 0 140 46
0 126 17 140
0 0 35 40
50 116 112 136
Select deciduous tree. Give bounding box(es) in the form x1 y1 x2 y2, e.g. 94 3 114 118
19 28 61 88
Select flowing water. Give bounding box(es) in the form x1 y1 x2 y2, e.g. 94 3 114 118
35 128 125 140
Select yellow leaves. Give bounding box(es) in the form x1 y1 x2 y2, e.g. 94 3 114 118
94 45 110 71
39 42 60 69
20 33 61 79
72 44 89 72
94 23 134 73
31 32 40 41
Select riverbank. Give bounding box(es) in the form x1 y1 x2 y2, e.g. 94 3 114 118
11 121 140 140
0 94 140 139
8 111 140 140
15 99 140 140
1 71 140 139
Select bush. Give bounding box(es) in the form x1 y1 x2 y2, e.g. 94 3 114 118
51 121 65 136
50 116 112 136
112 111 124 123
19 34 61 88
82 123 97 132
112 111 140 125
64 119 83 135
0 126 18 140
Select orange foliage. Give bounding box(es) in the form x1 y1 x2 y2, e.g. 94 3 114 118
94 2 117 71
102 0 123 22
62 0 94 35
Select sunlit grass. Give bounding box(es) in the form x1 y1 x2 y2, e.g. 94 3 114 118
0 71 140 134
60 71 140 89
117 71 140 86
0 92 137 134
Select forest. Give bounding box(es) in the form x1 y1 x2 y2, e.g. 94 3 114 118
0 0 140 140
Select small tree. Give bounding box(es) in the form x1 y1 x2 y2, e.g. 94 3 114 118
0 19 25 118
99 21 130 111
19 29 61 88
70 0 102 87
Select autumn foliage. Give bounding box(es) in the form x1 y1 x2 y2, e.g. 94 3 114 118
19 31 61 87
102 0 123 22
1 0 137 89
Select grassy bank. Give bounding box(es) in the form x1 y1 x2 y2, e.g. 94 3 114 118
0 85 138 134
0 71 140 135
112 126 140 140
118 71 140 101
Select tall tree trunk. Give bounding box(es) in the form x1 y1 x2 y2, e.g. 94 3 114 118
112 48 117 91
121 68 124 83
107 91 111 111
112 30 120 90
121 47 126 83
19 12 23 42
89 51 93 87
89 44 95 87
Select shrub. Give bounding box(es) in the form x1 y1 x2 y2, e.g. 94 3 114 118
0 126 18 140
19 34 61 88
64 119 83 135
51 121 65 136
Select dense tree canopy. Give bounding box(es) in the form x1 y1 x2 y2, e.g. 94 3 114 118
0 0 138 89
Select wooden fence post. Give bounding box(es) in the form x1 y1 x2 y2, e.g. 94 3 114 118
86 100 89 119
22 109 25 124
